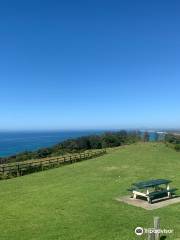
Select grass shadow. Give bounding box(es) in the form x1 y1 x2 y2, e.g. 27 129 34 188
160 236 167 240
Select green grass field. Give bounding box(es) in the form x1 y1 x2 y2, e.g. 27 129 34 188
0 143 179 240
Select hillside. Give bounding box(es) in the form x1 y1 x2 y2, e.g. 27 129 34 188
0 143 179 240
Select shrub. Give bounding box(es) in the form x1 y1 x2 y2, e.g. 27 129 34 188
174 144 180 151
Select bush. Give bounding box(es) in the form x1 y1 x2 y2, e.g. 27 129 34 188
1 130 141 163
174 144 180 151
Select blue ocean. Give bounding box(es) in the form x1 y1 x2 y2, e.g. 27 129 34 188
0 130 103 157
0 130 162 157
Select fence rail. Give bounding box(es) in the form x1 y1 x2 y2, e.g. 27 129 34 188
0 150 106 178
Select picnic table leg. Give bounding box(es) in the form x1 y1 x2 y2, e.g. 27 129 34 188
146 189 151 203
133 191 136 199
166 184 171 197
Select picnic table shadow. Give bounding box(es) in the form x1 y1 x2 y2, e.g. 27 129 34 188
160 236 167 240
134 194 180 204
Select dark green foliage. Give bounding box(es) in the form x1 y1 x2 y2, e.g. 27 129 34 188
165 134 180 144
174 144 180 151
36 148 53 158
102 132 120 148
165 133 180 151
0 130 141 164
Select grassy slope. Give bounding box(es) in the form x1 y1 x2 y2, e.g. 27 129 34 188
0 143 180 240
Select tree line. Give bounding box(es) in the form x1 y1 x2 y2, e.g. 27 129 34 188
165 133 180 151
0 130 142 164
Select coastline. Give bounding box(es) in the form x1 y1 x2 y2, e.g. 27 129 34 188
0 130 103 157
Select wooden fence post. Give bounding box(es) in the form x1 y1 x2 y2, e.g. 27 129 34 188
17 164 20 176
148 229 155 240
40 161 43 171
154 217 160 240
2 166 5 175
147 217 160 240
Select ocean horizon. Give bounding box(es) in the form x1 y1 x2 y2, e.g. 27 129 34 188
0 130 163 158
0 130 104 157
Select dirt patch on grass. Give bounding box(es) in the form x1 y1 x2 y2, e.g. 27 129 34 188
104 166 119 171
116 195 180 210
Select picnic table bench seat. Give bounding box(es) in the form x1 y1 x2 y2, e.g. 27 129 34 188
147 188 178 203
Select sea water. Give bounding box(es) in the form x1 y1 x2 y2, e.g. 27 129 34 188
0 130 163 157
0 130 102 157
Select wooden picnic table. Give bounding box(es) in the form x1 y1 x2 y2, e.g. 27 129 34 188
128 179 177 204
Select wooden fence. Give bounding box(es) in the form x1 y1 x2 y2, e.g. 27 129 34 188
0 149 106 178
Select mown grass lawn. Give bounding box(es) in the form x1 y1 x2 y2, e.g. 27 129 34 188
0 143 180 240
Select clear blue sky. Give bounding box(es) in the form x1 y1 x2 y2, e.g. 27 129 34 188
0 0 179 130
